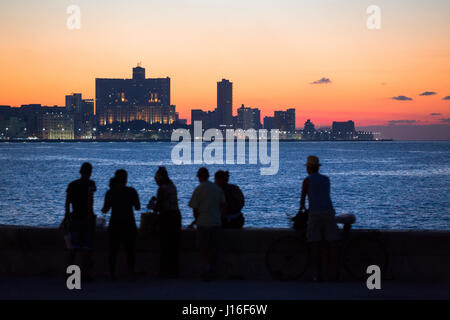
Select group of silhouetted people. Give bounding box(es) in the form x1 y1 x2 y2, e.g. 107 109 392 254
64 155 338 282
63 163 245 281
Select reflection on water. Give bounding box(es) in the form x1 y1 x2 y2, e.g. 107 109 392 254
0 141 449 230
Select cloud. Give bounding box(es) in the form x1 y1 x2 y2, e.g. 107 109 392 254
419 91 437 96
441 118 450 123
430 113 442 116
388 120 418 125
392 95 413 101
443 96 450 100
310 77 332 85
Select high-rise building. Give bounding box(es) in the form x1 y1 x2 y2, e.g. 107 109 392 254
65 93 95 139
286 108 296 132
217 79 233 128
332 120 356 140
237 104 261 130
264 116 274 130
96 64 172 126
77 99 94 139
82 99 94 120
65 93 83 113
273 108 295 132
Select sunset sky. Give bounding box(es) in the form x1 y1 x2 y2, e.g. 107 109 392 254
0 0 449 128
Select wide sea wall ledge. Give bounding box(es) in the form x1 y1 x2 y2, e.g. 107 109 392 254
0 225 449 282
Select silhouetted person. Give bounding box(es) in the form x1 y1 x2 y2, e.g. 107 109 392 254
148 166 181 278
189 167 226 281
65 162 96 281
214 170 245 228
102 169 140 281
300 156 339 281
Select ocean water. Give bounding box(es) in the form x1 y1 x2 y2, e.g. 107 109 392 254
0 141 449 230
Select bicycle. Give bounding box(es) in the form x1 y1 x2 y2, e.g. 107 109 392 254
265 213 389 281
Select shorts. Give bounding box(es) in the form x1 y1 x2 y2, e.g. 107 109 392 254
197 226 220 251
306 211 340 242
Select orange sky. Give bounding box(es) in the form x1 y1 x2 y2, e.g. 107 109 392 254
0 0 449 127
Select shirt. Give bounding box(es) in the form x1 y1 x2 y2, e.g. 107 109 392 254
189 180 226 227
155 181 179 214
103 186 140 229
306 172 334 212
66 178 97 220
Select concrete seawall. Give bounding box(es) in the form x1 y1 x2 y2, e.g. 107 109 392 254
0 225 449 282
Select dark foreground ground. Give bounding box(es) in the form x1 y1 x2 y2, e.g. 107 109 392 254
1 276 449 300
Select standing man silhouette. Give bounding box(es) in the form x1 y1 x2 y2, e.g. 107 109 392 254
149 166 182 278
102 169 141 281
300 156 339 281
189 167 226 281
65 162 97 281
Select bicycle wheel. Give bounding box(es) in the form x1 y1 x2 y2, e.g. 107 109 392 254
342 235 388 280
265 235 309 280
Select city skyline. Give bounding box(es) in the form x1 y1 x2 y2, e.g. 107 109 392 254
0 0 449 138
1 66 449 140
2 60 449 127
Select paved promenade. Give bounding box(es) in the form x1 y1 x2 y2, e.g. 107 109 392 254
1 276 449 300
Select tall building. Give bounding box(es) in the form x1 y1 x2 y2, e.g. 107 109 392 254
217 79 233 128
286 108 296 132
263 116 274 130
237 104 261 130
273 108 295 132
65 93 83 113
96 64 172 126
332 121 356 140
66 93 95 138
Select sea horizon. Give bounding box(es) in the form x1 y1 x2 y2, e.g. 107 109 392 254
1 141 449 230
